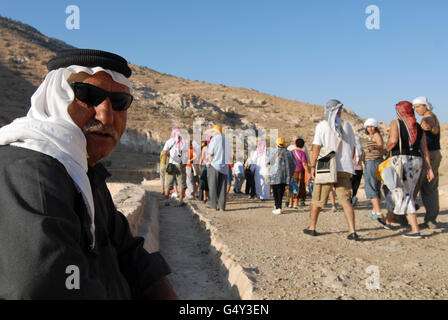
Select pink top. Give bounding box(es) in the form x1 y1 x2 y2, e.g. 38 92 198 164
291 148 307 172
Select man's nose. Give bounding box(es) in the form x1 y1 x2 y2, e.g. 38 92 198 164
93 97 114 126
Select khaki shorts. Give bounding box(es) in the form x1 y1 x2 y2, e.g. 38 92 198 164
165 163 187 190
311 172 352 208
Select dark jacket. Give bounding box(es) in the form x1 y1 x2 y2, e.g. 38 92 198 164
0 145 170 299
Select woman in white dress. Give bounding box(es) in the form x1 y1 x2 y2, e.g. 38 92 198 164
252 140 270 200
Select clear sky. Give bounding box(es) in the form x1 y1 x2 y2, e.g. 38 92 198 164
1 0 447 124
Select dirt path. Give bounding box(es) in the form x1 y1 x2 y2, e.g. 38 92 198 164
145 187 238 300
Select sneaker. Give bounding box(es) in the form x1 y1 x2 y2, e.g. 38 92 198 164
272 208 282 215
331 205 338 213
300 201 306 207
377 217 392 230
303 228 318 237
347 232 360 241
351 195 358 206
402 232 422 239
365 212 377 221
418 222 429 230
293 206 299 209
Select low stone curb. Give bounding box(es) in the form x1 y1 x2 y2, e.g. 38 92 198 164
112 184 159 253
112 183 257 299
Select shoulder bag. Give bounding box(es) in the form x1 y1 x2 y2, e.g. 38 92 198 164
314 122 344 184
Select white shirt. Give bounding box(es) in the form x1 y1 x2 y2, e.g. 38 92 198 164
163 138 188 164
312 120 355 175
208 134 232 174
232 161 244 176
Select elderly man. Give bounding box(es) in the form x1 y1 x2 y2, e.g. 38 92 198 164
0 49 177 299
303 99 360 240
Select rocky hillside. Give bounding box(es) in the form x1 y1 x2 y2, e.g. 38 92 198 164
2 15 444 173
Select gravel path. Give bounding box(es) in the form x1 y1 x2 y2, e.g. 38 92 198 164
189 190 448 300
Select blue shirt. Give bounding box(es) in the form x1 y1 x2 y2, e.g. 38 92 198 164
207 134 231 174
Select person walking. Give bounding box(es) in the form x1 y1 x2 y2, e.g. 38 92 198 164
351 135 364 206
244 149 257 199
162 127 189 206
185 140 200 200
412 97 442 229
377 101 434 238
232 158 245 193
363 118 384 220
207 125 232 211
198 138 211 202
252 140 270 200
269 137 297 214
303 99 359 240
289 138 310 208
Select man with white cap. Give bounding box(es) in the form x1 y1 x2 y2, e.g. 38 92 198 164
413 96 442 229
303 99 359 240
0 49 177 299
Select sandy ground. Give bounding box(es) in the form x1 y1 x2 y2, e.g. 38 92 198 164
187 185 448 300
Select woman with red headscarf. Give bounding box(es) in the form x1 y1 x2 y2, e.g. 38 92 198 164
377 101 434 238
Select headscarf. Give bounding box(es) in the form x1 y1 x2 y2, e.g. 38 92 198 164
395 101 418 146
0 65 132 251
170 127 185 153
325 99 344 138
412 96 434 111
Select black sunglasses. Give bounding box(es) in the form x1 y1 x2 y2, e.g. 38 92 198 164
70 82 133 111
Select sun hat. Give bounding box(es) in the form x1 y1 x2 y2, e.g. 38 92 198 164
364 118 378 128
412 96 434 111
276 137 286 148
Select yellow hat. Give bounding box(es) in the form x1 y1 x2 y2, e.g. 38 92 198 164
213 124 222 134
276 137 286 148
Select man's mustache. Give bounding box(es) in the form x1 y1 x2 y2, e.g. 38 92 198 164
83 120 118 140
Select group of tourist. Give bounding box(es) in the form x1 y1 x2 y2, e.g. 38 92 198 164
304 98 440 240
160 97 441 242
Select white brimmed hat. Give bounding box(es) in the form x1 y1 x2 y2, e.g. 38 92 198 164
364 118 378 128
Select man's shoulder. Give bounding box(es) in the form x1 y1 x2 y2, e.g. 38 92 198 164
0 146 67 173
0 146 78 201
315 120 329 131
163 138 174 149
